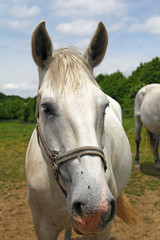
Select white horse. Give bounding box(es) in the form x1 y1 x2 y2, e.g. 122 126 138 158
26 21 134 240
134 83 160 169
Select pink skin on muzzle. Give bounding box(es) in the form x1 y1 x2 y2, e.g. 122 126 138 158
72 211 107 234
72 189 111 234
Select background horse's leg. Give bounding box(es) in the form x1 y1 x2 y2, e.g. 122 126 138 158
135 115 142 169
64 228 71 240
153 134 160 168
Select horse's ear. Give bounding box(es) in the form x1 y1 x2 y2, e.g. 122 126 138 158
84 22 108 68
31 21 53 69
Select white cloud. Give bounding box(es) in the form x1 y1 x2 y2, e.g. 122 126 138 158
109 16 137 32
109 21 126 32
9 4 41 19
130 15 160 34
3 82 36 91
53 0 126 17
0 3 41 31
56 20 97 36
8 20 31 30
3 83 17 90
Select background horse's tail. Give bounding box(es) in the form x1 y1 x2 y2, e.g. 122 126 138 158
116 193 139 225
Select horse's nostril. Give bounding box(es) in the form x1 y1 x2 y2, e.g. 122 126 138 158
109 199 116 222
72 201 84 218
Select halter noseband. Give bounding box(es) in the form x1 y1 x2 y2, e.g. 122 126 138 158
36 95 107 197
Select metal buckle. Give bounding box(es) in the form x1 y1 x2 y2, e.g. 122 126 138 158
51 153 59 170
53 153 59 160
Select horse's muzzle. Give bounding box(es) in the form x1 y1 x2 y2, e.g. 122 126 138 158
71 199 116 234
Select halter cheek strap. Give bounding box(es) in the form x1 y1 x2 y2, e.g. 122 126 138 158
36 95 107 197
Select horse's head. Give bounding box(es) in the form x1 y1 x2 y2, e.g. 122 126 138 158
31 21 116 234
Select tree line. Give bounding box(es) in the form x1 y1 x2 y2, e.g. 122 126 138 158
0 94 36 122
1 57 160 122
96 57 160 108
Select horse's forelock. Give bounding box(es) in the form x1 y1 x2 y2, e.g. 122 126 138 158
42 47 99 92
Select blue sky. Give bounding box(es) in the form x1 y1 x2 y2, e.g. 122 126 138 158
1 0 160 98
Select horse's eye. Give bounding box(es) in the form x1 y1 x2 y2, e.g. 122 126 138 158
44 106 52 115
41 103 53 116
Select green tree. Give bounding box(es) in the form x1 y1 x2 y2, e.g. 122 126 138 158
23 97 36 122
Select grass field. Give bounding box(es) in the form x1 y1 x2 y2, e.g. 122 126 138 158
0 119 160 240
0 121 35 198
123 118 160 198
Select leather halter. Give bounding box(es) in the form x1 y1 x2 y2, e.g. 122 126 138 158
36 95 107 197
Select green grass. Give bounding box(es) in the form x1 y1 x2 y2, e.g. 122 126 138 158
123 117 160 198
0 119 160 199
0 121 35 189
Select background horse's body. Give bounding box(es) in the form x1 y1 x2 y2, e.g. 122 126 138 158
134 83 160 168
26 21 133 240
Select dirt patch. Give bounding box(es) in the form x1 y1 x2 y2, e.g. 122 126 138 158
0 179 160 240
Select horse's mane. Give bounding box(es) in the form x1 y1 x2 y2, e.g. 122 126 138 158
42 47 99 92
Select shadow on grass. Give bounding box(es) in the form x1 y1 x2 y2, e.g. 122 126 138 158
140 161 160 179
